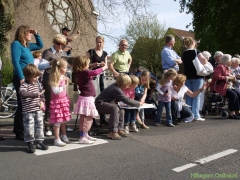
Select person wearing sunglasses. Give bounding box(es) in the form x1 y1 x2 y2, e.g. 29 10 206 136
109 39 132 77
42 34 73 136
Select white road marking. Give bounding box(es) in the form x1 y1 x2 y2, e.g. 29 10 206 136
35 139 108 156
172 149 238 172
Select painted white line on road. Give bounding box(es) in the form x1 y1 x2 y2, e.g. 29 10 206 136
35 139 108 156
172 149 238 172
172 163 198 172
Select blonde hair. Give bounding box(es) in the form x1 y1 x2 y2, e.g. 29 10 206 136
183 37 195 48
173 74 186 87
129 75 139 86
52 34 67 45
138 71 150 89
23 64 42 81
14 25 30 47
49 58 67 86
159 68 177 85
96 36 104 49
33 50 42 58
72 56 90 73
116 74 132 87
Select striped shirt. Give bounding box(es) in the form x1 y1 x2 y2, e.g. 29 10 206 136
19 81 43 113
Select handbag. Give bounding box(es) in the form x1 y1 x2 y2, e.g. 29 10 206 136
192 49 213 76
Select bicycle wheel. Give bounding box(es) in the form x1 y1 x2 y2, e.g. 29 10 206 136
0 87 18 118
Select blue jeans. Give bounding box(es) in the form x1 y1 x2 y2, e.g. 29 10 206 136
124 109 136 125
185 78 203 119
155 101 172 124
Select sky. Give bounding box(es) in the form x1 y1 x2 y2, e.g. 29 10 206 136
97 0 193 55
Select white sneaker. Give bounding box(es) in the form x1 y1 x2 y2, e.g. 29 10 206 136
86 136 97 141
54 139 66 147
79 137 94 144
66 127 73 132
130 123 139 132
60 135 70 144
195 117 205 121
124 125 130 134
45 131 52 136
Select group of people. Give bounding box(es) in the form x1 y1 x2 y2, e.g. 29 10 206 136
2 24 240 153
158 34 240 128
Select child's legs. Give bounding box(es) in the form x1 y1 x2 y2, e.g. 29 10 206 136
96 102 119 132
165 102 173 125
60 123 67 136
54 123 61 140
23 112 35 143
34 111 44 142
124 109 131 125
118 109 124 131
139 109 145 123
154 101 164 123
130 109 137 124
79 114 93 138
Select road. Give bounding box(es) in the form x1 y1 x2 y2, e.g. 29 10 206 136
0 115 239 180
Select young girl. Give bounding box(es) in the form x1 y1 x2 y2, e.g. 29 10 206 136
155 69 177 127
123 75 139 134
73 56 108 144
135 71 150 129
49 58 71 147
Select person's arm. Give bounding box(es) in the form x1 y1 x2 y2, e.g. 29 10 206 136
213 66 229 81
140 87 148 103
67 30 80 42
198 53 208 65
109 52 119 77
87 67 106 77
29 33 44 51
161 49 177 68
38 59 51 70
156 83 164 95
128 55 132 69
185 84 206 97
19 83 43 98
174 52 182 64
86 50 99 69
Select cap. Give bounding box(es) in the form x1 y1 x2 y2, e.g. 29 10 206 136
62 27 71 32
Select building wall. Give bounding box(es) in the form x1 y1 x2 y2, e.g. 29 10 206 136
8 0 97 55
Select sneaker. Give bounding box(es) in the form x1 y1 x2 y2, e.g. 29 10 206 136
168 123 175 127
154 123 160 126
118 130 128 137
36 142 49 150
124 125 130 134
60 135 71 144
130 123 139 132
54 139 66 147
45 130 52 137
194 117 205 121
107 132 121 140
86 135 97 141
141 124 149 129
66 127 73 132
79 137 94 144
27 143 35 153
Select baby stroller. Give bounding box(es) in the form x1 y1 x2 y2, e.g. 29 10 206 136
201 91 229 118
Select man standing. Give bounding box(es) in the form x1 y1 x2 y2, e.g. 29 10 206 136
209 51 223 69
109 39 132 77
161 35 182 71
61 27 80 56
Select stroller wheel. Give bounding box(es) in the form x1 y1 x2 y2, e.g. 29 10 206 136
221 110 229 119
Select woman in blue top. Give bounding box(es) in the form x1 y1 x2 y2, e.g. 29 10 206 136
11 25 43 140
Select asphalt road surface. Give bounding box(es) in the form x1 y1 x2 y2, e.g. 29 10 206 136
0 115 239 180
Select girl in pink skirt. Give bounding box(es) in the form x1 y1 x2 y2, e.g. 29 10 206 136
73 56 108 144
49 58 71 147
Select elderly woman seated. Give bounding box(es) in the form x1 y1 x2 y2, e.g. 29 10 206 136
209 54 240 119
230 57 240 90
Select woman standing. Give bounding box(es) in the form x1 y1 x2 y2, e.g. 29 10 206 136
86 36 108 126
182 37 207 121
11 25 43 140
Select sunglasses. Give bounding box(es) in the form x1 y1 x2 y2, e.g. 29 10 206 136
56 42 65 46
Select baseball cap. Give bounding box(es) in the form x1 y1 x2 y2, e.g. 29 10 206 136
62 27 71 32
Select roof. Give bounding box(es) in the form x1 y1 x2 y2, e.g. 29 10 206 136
170 27 195 40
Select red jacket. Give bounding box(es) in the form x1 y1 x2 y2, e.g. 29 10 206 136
209 64 230 96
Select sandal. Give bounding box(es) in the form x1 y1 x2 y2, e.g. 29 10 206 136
141 124 149 129
136 118 143 125
0 136 5 141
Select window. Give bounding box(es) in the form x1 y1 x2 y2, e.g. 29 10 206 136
47 0 74 33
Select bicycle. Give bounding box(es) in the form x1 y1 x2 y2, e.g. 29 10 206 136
0 84 18 118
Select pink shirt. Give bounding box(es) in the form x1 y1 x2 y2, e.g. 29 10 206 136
123 88 135 99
